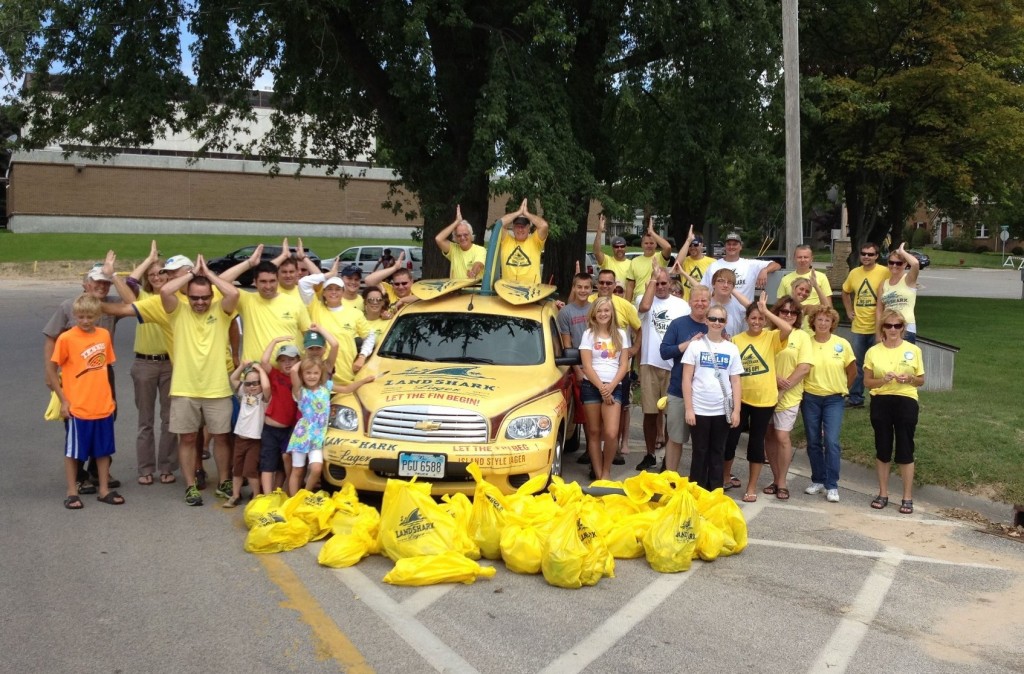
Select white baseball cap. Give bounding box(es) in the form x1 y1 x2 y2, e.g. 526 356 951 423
161 255 194 272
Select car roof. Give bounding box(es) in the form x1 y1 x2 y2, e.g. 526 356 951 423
397 290 556 320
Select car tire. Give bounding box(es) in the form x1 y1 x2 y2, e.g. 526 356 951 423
549 427 565 480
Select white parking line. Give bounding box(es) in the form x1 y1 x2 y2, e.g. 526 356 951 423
748 538 1005 570
808 547 903 673
400 582 459 616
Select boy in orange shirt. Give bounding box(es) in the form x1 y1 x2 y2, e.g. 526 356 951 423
45 294 124 509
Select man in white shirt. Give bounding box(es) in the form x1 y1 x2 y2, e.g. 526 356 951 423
701 231 780 302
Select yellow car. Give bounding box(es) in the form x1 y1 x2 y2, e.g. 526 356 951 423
321 290 581 495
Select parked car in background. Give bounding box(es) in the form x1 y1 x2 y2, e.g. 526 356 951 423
206 245 323 286
712 241 725 257
323 245 423 280
907 249 931 269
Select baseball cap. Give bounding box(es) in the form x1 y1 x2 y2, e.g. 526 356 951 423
303 330 326 350
341 264 362 277
162 255 194 272
86 265 114 282
323 277 345 290
512 215 530 226
690 237 703 245
724 232 743 243
276 344 300 359
611 236 627 247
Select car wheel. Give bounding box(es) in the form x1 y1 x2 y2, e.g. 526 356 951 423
549 426 565 479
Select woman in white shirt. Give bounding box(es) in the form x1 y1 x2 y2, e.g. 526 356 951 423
579 297 631 481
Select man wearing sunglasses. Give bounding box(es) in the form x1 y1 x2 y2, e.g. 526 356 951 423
679 225 713 301
841 242 889 408
592 214 631 286
365 250 419 314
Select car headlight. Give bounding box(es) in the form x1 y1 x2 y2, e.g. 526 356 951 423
505 415 552 440
331 405 359 431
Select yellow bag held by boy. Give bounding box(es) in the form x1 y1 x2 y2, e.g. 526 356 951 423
244 510 310 554
44 391 62 421
541 503 615 589
282 489 337 541
382 551 497 586
378 478 460 561
466 462 509 560
643 489 701 573
318 528 377 568
244 489 289 529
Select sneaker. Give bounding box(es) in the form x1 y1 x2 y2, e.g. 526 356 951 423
185 485 203 507
635 454 657 471
826 489 840 503
805 482 825 495
215 480 232 499
844 400 864 409
612 454 626 465
195 467 208 490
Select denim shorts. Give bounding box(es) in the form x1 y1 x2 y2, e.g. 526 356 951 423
581 379 626 405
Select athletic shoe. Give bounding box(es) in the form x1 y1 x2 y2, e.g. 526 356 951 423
195 467 208 490
635 454 657 471
215 480 232 499
826 489 840 503
804 482 825 495
185 485 203 507
612 454 626 465
844 400 864 409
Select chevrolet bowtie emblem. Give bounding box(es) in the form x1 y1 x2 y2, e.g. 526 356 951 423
415 420 442 431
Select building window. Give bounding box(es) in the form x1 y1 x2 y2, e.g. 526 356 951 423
975 223 989 238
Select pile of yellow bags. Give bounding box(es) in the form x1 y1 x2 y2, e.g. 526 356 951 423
240 465 747 588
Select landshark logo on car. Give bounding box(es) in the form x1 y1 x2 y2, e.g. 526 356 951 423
401 366 493 380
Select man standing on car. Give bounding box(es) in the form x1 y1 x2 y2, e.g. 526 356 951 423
489 198 549 285
625 218 673 303
592 214 631 285
435 205 486 279
841 241 888 408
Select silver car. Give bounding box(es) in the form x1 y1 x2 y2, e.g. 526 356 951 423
323 245 423 280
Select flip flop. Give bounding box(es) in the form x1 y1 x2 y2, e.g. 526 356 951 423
741 493 757 503
97 491 125 505
728 475 742 489
775 487 790 500
64 495 83 510
160 473 177 484
138 474 154 486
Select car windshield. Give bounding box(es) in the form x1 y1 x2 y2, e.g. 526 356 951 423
378 313 544 366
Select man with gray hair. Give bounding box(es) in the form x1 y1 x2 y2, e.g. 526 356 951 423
435 204 486 279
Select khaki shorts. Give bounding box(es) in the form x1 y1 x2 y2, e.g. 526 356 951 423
169 396 233 435
665 394 690 445
772 404 800 432
640 364 671 414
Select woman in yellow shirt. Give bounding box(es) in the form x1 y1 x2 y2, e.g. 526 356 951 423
362 286 391 342
863 309 925 513
801 305 857 503
723 294 792 502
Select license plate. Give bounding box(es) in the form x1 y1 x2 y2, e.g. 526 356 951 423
397 452 446 479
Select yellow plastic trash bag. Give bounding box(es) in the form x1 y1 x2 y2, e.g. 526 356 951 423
604 509 660 559
330 483 361 511
622 471 685 506
699 494 747 555
44 391 62 421
378 478 459 561
383 551 497 586
441 492 481 560
282 489 337 541
541 503 615 589
694 514 725 561
330 500 380 537
500 514 551 575
318 528 377 568
244 511 310 554
547 475 585 507
466 462 509 560
643 489 701 573
244 489 288 529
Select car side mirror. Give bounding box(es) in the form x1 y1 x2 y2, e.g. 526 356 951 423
556 349 581 367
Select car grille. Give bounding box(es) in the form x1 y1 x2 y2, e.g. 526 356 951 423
370 405 488 443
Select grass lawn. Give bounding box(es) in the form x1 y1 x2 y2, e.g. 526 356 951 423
796 296 1024 504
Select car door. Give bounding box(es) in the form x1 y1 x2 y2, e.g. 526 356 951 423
359 246 382 275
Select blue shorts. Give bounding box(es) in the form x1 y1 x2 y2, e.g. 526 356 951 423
260 425 293 473
64 415 116 461
580 379 625 406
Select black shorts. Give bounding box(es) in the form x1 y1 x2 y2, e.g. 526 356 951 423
259 425 293 473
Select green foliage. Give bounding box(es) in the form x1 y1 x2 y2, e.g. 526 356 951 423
910 227 931 247
1012 246 1024 256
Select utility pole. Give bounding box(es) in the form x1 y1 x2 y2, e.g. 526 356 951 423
782 0 802 262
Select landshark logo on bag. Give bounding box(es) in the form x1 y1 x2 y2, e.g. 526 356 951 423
485 493 505 511
397 508 435 541
675 517 696 543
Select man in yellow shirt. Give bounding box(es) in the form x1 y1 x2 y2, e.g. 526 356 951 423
625 218 673 302
490 198 549 284
435 205 486 279
365 252 419 315
678 225 713 301
841 241 889 408
592 214 631 283
777 244 833 307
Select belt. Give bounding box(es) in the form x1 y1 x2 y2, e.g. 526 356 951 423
135 353 170 361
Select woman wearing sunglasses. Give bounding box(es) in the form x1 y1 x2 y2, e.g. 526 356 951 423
682 304 742 491
863 310 925 514
876 242 920 343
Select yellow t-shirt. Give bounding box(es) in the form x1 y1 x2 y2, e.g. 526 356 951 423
236 291 311 365
499 231 545 284
842 265 889 334
597 254 631 285
803 334 855 396
681 256 713 300
587 293 641 331
278 284 300 297
308 301 370 386
625 252 669 299
167 303 234 398
864 341 924 400
134 287 224 359
777 270 833 305
732 330 783 407
775 328 812 410
132 289 170 355
445 243 487 279
367 317 391 342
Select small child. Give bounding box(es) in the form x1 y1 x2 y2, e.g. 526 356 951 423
45 294 124 509
260 337 302 494
225 361 271 507
286 327 373 495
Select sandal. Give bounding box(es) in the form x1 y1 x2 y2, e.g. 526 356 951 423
97 491 125 505
222 496 241 509
64 495 83 510
160 473 177 484
899 499 914 514
729 474 742 488
776 487 790 500
871 495 889 510
763 483 778 495
138 474 154 486
741 493 757 503
76 479 97 495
